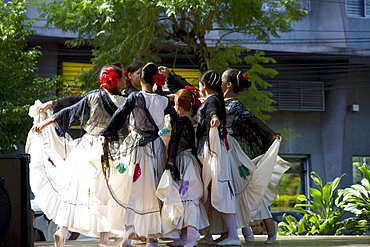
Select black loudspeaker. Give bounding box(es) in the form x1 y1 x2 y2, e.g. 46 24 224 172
0 154 33 247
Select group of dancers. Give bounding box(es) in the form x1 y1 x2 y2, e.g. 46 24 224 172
26 62 290 247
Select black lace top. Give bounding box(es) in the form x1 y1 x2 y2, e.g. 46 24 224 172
196 95 226 144
101 91 171 146
52 90 97 113
51 89 125 138
167 116 197 166
225 98 277 158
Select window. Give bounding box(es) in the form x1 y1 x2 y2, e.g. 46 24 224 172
61 62 94 94
171 68 200 85
268 81 325 111
270 155 309 213
346 0 370 17
352 156 370 184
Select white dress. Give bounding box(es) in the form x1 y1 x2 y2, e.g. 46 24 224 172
26 100 77 221
205 135 282 233
156 116 209 239
96 91 169 238
27 90 125 237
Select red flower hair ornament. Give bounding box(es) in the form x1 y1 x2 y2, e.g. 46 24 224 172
123 70 131 83
240 74 249 92
98 69 120 89
185 85 201 107
153 73 167 86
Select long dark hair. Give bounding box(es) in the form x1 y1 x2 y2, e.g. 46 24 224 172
199 70 226 128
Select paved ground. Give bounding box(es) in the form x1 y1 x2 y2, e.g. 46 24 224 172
34 235 370 247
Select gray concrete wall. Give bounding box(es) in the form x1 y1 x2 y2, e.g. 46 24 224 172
266 57 370 189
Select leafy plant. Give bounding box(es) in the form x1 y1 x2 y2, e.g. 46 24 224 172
339 163 370 233
279 172 345 235
278 171 367 235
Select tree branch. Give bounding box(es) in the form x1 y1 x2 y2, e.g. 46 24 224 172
200 0 217 38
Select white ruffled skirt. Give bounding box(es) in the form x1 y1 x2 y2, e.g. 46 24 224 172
53 133 114 237
197 128 237 234
156 150 209 239
26 100 77 221
205 135 284 233
94 131 166 238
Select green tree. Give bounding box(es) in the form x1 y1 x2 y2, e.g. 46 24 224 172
36 0 306 119
0 0 67 153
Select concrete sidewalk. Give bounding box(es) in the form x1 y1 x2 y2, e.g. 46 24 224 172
34 235 370 247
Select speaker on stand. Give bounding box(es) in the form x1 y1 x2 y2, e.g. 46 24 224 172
0 154 33 247
0 176 12 244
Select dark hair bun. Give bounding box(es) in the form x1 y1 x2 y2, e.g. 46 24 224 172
141 63 158 84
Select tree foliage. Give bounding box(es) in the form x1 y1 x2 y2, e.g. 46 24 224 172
0 0 68 153
36 0 305 83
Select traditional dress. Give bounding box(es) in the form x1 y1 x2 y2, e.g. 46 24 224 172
26 100 77 222
98 91 170 238
27 89 126 237
224 98 290 226
196 95 236 226
156 116 209 239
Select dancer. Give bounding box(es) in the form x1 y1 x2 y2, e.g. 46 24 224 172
222 69 288 244
31 64 126 247
157 88 209 247
196 70 241 246
123 62 144 96
99 63 171 247
38 62 124 114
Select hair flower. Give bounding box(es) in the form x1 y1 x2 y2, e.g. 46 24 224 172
242 75 248 79
98 69 120 89
153 73 167 86
123 70 131 83
185 85 196 91
186 86 201 107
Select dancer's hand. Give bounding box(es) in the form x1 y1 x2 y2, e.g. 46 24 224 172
32 119 52 133
165 163 181 182
158 66 172 78
272 135 282 141
38 101 52 113
32 123 44 133
210 115 220 128
166 93 176 101
99 136 106 146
